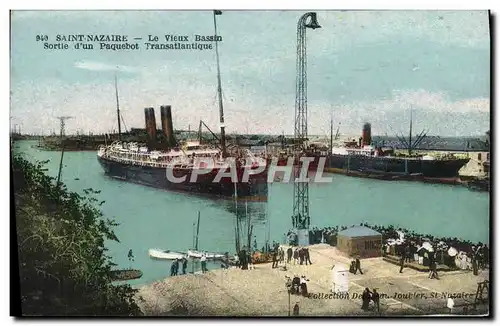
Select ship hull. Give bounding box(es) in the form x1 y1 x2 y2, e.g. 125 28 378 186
327 154 469 178
97 156 268 200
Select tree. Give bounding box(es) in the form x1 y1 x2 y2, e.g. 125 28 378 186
12 154 142 316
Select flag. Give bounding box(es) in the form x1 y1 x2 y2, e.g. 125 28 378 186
214 10 222 15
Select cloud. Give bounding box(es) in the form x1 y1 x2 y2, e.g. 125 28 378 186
311 89 490 136
315 11 490 50
74 60 139 73
10 73 489 138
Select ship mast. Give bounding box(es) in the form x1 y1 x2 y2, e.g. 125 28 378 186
115 73 122 142
330 115 333 154
408 108 413 155
213 10 227 158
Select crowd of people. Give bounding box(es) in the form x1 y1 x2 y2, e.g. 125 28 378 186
270 245 314 268
286 223 489 272
285 275 310 297
170 257 188 276
169 252 220 276
361 288 381 313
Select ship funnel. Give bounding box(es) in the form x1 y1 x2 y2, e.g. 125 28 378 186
160 105 176 147
144 107 157 144
362 123 371 146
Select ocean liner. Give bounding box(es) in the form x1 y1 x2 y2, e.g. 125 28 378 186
97 137 268 198
97 11 268 199
323 122 470 178
276 121 470 178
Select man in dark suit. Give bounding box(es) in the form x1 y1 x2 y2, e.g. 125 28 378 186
354 257 363 275
304 248 312 265
287 247 293 263
372 288 380 313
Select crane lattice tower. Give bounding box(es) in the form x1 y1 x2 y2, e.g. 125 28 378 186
292 12 321 245
56 116 74 138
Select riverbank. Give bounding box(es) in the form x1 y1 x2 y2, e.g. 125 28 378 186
135 244 489 316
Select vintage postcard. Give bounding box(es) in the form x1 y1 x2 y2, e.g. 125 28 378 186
10 10 490 317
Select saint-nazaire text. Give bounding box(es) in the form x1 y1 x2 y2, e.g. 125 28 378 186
53 34 223 43
56 34 129 42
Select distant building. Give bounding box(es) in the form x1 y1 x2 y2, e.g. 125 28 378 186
459 151 490 179
337 226 382 259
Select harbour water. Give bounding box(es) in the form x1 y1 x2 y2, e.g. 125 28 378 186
13 141 490 286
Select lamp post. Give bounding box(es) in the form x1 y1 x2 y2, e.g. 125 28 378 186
285 277 291 316
288 289 291 316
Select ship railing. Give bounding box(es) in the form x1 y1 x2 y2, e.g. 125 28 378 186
105 154 175 168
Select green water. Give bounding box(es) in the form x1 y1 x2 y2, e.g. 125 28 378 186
13 141 489 286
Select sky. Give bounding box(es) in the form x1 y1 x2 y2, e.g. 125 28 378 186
10 10 490 137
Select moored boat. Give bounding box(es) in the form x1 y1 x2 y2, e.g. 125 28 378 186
149 248 186 260
187 249 225 259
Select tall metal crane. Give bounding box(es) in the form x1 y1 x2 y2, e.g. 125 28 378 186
292 12 320 246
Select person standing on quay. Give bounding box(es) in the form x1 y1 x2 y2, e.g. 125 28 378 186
472 254 479 276
372 288 380 313
272 248 278 268
361 288 371 311
248 252 254 270
170 260 177 276
299 248 304 265
405 245 411 263
201 253 207 273
182 257 187 275
287 247 293 263
354 257 363 275
304 248 312 265
399 254 405 273
293 302 300 316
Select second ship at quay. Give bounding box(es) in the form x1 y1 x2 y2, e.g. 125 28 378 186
276 122 472 180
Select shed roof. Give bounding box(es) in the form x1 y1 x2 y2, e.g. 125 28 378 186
337 226 381 238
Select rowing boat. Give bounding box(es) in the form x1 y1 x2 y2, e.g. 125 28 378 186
187 249 224 259
149 248 186 260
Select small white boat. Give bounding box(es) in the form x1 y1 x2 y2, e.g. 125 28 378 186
149 249 185 260
187 249 224 259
